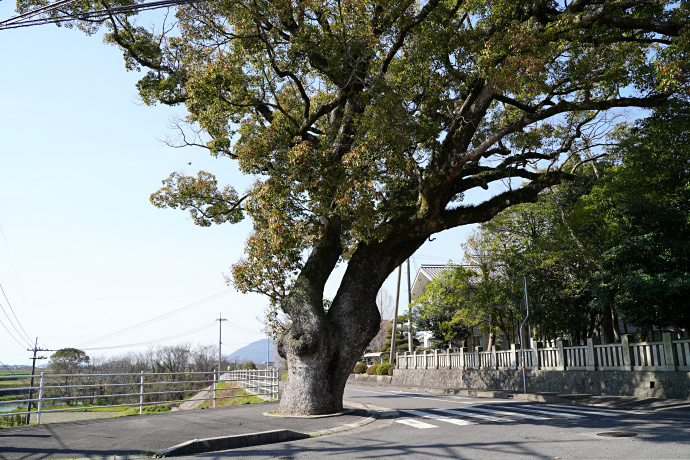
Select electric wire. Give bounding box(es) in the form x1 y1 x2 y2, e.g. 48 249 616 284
79 320 216 351
0 0 207 30
76 289 234 347
0 283 33 345
0 223 34 340
226 321 259 334
0 315 30 350
2 0 80 24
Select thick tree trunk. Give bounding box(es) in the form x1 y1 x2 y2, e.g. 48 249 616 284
277 233 426 415
277 295 381 415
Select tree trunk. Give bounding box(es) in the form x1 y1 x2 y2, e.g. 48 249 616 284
601 302 615 344
277 294 381 415
277 232 425 415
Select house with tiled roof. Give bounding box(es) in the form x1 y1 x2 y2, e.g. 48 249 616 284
410 263 495 350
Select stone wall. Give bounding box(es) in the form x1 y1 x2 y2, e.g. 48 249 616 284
391 368 690 399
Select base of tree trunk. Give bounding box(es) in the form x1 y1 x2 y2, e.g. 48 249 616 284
278 353 346 415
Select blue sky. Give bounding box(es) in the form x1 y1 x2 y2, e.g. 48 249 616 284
0 4 470 366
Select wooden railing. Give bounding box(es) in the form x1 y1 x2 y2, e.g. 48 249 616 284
396 332 690 372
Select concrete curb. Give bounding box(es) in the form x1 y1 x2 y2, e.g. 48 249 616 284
153 403 385 457
157 429 311 457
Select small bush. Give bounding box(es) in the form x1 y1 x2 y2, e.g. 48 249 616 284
353 363 367 374
366 364 379 375
0 414 24 428
376 363 394 376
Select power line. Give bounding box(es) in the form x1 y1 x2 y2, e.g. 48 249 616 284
0 282 33 345
0 0 207 30
0 222 34 341
77 289 233 347
0 314 31 349
79 321 216 351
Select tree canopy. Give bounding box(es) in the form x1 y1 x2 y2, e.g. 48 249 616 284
50 348 90 374
416 102 690 346
18 0 689 414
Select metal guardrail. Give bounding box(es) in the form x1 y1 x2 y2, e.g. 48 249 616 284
0 369 279 424
396 332 690 373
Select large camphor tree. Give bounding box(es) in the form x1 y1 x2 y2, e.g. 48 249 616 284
17 0 688 414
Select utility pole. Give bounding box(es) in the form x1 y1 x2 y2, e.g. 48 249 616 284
389 265 402 364
407 259 413 352
26 338 47 425
216 314 227 376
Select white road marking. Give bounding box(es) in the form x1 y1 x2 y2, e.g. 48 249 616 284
536 405 622 416
395 418 437 429
458 406 552 420
402 409 477 426
434 408 510 422
492 405 585 418
544 404 645 415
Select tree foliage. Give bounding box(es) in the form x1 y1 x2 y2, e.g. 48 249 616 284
19 0 689 413
579 102 690 332
50 348 90 374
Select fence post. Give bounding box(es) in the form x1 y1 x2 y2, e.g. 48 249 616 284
510 343 517 370
213 372 218 408
662 332 677 371
585 338 596 371
459 347 465 369
433 349 438 369
491 345 498 370
36 373 45 425
532 341 540 370
555 339 566 371
139 371 145 415
620 334 633 371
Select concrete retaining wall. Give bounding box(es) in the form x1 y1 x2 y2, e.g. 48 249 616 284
391 368 690 399
348 374 392 384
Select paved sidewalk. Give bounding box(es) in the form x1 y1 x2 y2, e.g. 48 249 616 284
0 401 379 460
346 379 690 412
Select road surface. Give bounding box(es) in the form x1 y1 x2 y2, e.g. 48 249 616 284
179 385 690 459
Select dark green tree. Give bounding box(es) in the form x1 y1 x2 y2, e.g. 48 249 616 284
580 102 690 333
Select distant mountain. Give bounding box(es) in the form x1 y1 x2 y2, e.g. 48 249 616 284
226 338 276 364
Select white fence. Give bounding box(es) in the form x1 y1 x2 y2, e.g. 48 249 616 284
396 332 690 373
0 369 278 425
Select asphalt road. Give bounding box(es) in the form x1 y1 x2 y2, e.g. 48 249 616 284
178 385 690 459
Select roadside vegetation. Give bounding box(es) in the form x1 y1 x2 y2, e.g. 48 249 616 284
198 381 264 409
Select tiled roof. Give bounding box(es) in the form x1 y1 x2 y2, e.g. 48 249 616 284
419 264 482 285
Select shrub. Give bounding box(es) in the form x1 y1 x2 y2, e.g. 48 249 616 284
376 363 394 376
353 363 367 374
366 364 379 375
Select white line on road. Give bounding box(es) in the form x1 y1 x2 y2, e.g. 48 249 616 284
536 405 623 416
433 408 510 422
395 418 437 429
402 409 477 426
458 406 552 420
491 405 585 418
544 404 646 415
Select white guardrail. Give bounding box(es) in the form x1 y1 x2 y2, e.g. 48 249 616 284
397 332 690 373
0 369 278 424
